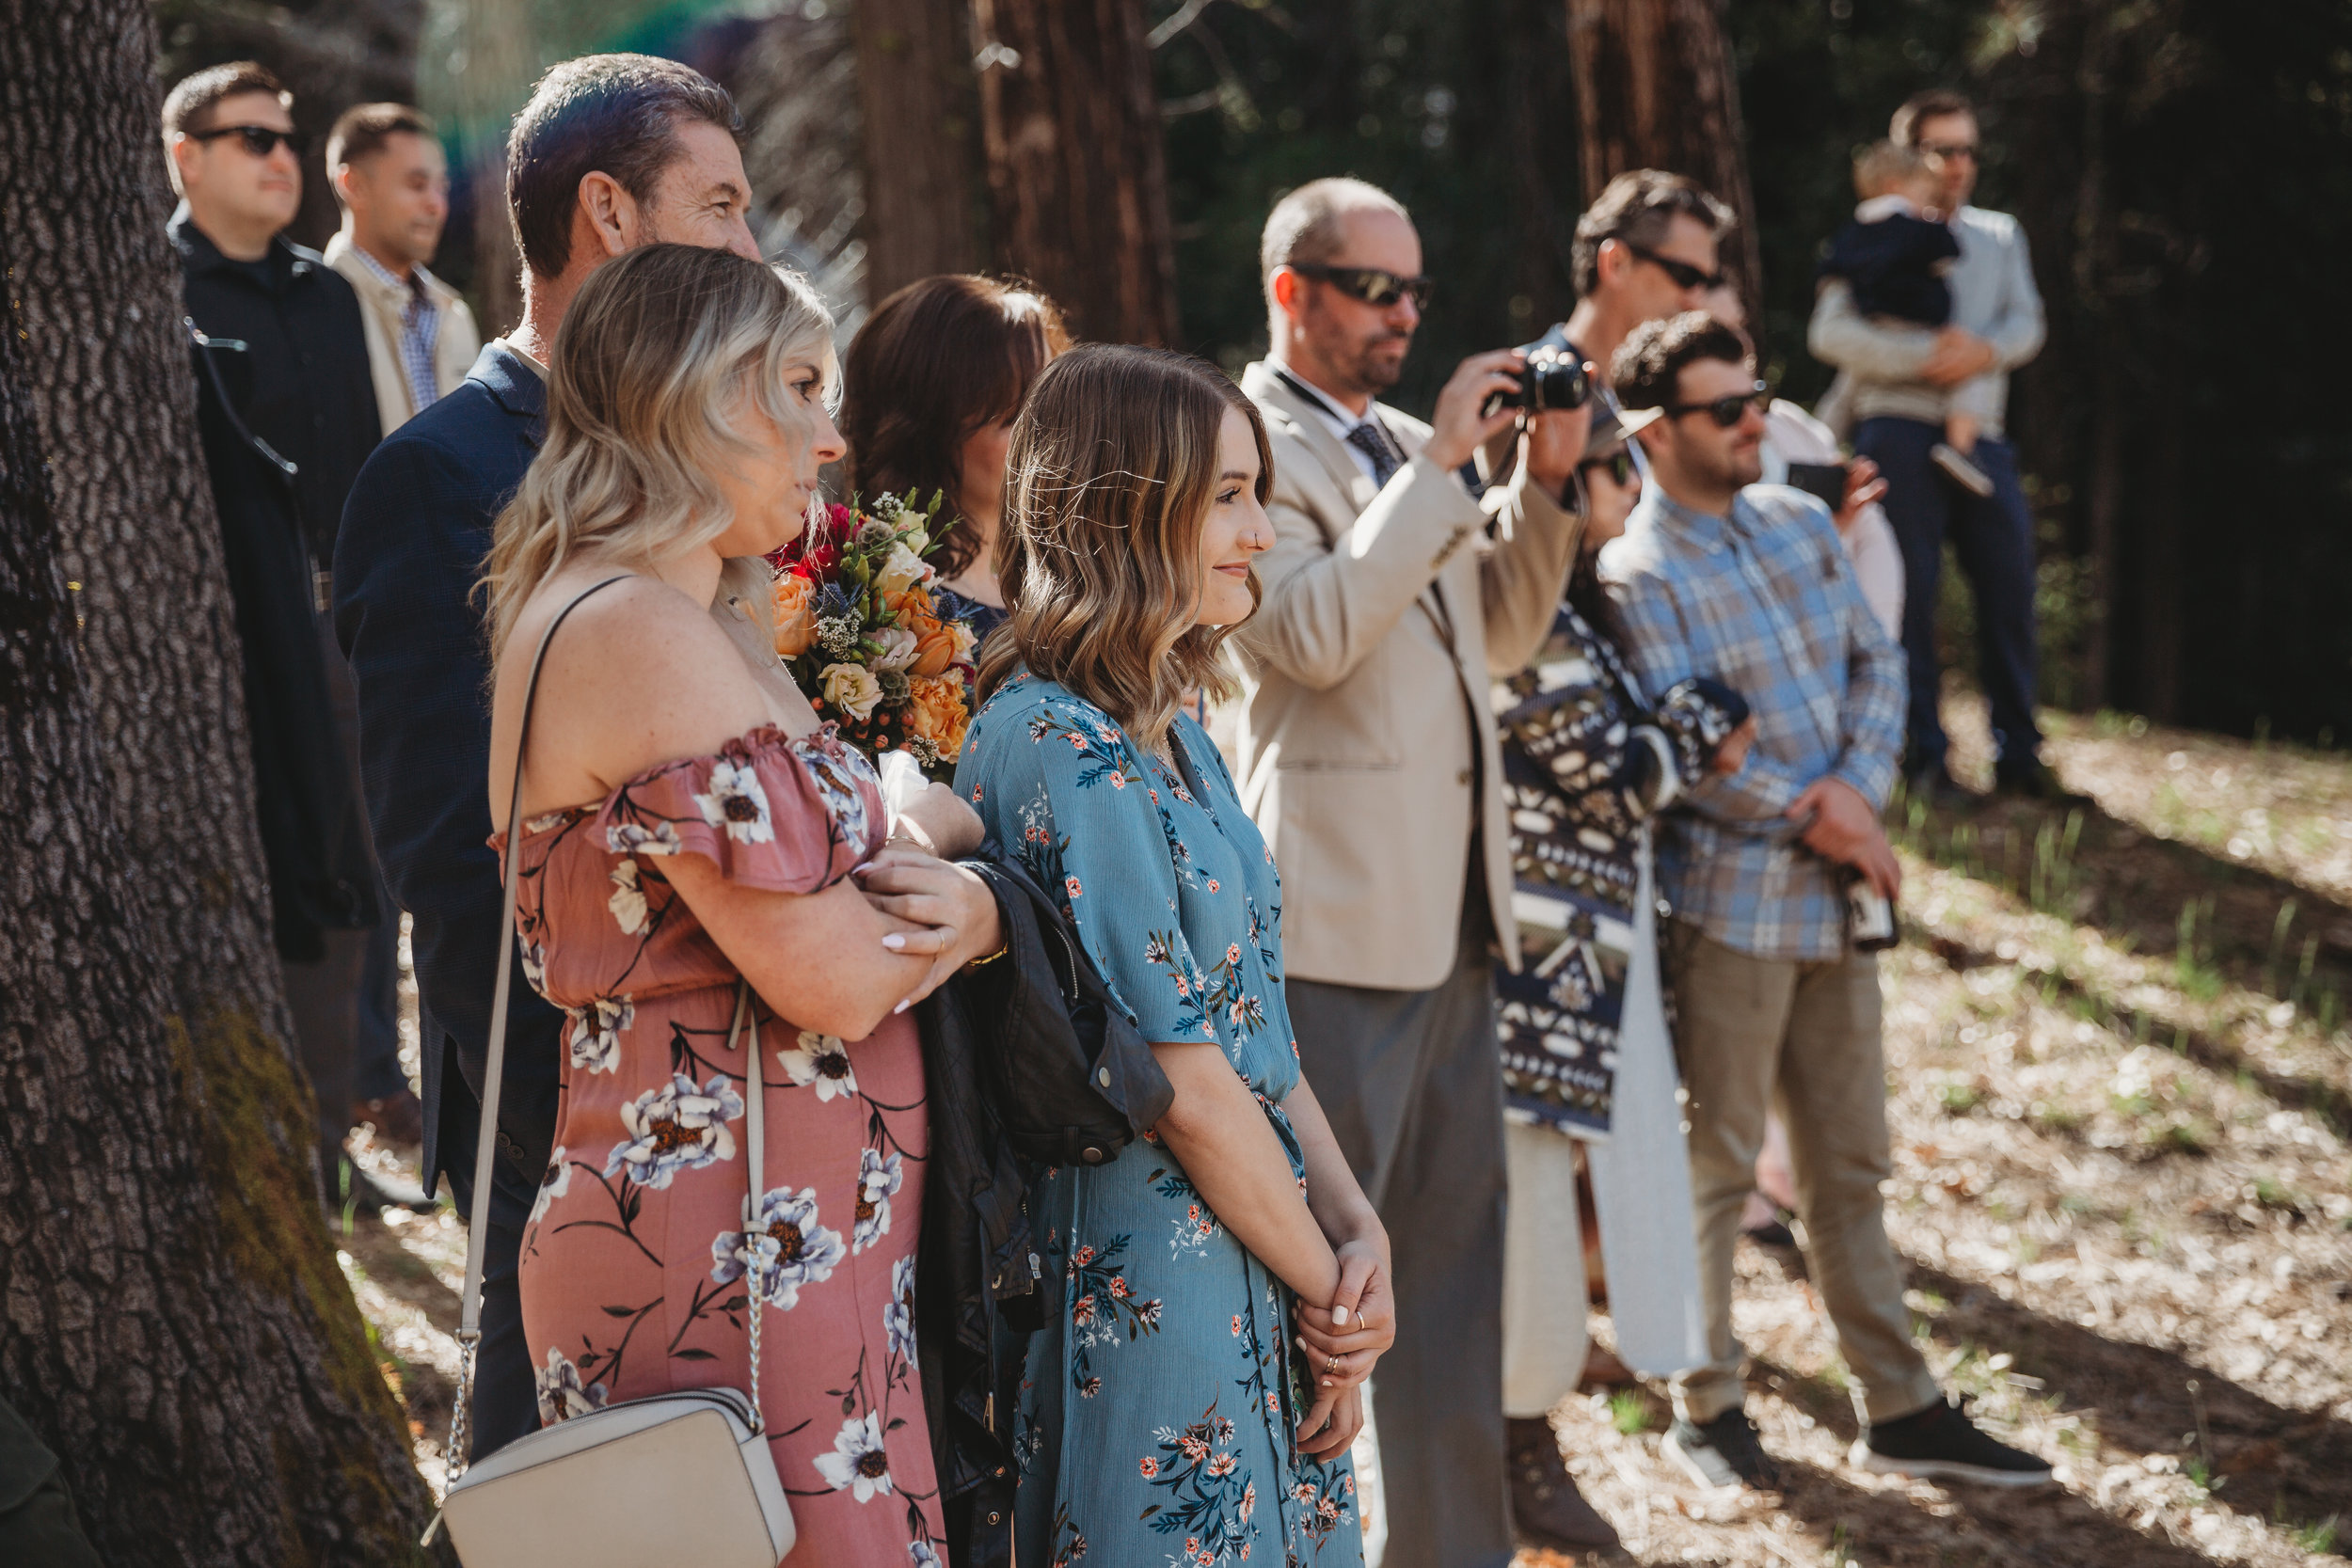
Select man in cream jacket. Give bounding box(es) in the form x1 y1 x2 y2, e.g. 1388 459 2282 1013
1234 177 1588 1568
323 103 480 436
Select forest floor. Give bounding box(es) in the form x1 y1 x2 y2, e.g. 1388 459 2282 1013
336 691 2352 1567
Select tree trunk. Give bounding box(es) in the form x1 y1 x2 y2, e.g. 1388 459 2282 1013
1564 0 1764 317
855 0 983 300
0 0 441 1560
971 0 1179 343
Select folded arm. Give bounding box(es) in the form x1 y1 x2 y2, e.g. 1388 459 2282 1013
1602 565 1817 824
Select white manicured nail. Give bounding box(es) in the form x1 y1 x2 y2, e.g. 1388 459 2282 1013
882 933 906 949
1333 1305 1349 1326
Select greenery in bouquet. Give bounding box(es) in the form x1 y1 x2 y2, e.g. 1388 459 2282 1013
770 489 977 778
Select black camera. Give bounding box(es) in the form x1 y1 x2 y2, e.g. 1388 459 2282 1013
1484 324 1591 417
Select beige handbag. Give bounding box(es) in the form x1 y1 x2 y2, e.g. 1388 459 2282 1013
423 577 796 1566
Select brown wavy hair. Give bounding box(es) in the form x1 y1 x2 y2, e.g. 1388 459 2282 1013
976 345 1271 751
839 274 1070 578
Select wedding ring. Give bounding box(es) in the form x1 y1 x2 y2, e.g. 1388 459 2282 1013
1325 1354 1342 1375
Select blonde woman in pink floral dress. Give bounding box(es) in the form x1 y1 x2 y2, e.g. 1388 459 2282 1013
480 245 1004 1567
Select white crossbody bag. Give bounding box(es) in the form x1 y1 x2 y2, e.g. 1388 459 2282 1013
423 577 795 1566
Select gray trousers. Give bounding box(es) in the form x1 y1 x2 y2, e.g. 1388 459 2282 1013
1290 937 1512 1568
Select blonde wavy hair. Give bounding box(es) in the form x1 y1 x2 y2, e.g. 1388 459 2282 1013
481 243 834 658
976 344 1272 751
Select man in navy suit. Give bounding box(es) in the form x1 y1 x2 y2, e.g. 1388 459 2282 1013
334 52 761 1456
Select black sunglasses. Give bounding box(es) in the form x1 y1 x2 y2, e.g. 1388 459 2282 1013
1578 451 1636 488
1290 262 1434 309
1664 382 1772 428
1625 243 1727 293
190 124 310 158
1918 140 1979 162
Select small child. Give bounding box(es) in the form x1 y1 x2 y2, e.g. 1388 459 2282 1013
1817 141 1995 497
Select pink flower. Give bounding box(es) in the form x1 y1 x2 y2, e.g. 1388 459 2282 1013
1139 1456 1160 1478
1066 876 1083 899
1230 1314 1243 1336
1225 943 1240 965
1207 879 1220 893
1109 773 1126 789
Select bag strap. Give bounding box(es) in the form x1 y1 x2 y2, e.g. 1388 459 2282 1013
446 574 628 1478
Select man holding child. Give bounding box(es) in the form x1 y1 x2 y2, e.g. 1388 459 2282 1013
1810 88 2062 804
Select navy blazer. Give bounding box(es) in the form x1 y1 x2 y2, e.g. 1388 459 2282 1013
334 342 564 1192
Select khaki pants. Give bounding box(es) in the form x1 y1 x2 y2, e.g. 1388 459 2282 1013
1663 923 1940 1427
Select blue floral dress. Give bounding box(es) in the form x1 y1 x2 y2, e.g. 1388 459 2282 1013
957 673 1363 1568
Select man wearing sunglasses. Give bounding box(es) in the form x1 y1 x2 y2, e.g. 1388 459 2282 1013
163 61 392 1217
1234 176 1591 1568
1603 312 2053 1495
1560 169 1737 436
1810 88 2064 804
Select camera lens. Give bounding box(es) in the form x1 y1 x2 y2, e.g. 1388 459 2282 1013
1528 356 1589 412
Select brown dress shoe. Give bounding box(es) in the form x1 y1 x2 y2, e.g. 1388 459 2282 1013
1507 1416 1622 1553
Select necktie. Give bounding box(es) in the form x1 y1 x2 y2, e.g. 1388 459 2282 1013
1344 420 1401 488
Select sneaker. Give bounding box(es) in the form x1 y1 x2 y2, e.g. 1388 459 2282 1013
1931 443 1995 497
1507 1416 1622 1552
1993 757 2090 806
1665 1408 1785 1492
1852 1398 2054 1487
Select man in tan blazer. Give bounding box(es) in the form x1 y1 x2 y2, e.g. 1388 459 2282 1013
324 103 481 435
1233 177 1588 1568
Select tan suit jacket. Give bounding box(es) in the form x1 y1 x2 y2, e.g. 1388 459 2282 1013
325 235 482 435
1234 360 1581 991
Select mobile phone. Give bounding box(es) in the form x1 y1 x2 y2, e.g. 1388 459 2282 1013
1786 460 1850 512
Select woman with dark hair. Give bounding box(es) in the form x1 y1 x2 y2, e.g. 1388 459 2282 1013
959 344 1391 1568
839 274 1070 645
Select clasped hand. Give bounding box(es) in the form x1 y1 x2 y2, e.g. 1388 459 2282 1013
1290 1237 1396 1456
853 847 1002 1010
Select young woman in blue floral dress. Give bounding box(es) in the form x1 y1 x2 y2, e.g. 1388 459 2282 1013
957 345 1393 1568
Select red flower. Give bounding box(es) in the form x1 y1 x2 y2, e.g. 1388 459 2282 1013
1139 1456 1160 1478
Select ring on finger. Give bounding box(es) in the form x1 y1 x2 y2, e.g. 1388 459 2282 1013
1324 1354 1341 1375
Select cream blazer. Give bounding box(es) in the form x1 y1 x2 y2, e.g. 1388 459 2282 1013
324 234 482 436
1233 361 1581 991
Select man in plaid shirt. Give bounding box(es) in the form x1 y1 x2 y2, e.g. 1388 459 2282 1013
1601 312 2051 1493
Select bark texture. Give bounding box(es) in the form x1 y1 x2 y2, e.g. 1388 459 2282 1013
855 0 983 298
972 0 1179 343
0 0 441 1559
1565 0 1765 316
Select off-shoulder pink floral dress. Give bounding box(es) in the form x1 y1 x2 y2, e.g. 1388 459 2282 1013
496 724 946 1568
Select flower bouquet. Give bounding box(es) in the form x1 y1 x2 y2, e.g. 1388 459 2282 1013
771 490 977 779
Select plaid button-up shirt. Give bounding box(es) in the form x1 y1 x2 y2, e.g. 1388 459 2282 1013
348 245 444 419
1598 483 1906 960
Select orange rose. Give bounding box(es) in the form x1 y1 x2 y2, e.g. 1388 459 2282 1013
906 673 970 757
772 573 817 657
910 625 961 676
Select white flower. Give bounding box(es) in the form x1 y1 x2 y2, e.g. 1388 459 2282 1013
812 1411 894 1501
534 1346 608 1424
528 1148 572 1227
606 819 683 857
819 662 884 722
908 1542 943 1568
948 618 977 665
603 1072 744 1188
692 757 774 845
607 859 648 934
567 996 633 1075
711 1185 847 1309
875 542 934 598
518 938 548 991
852 1147 904 1254
776 1030 858 1101
885 1254 918 1366
870 626 920 672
